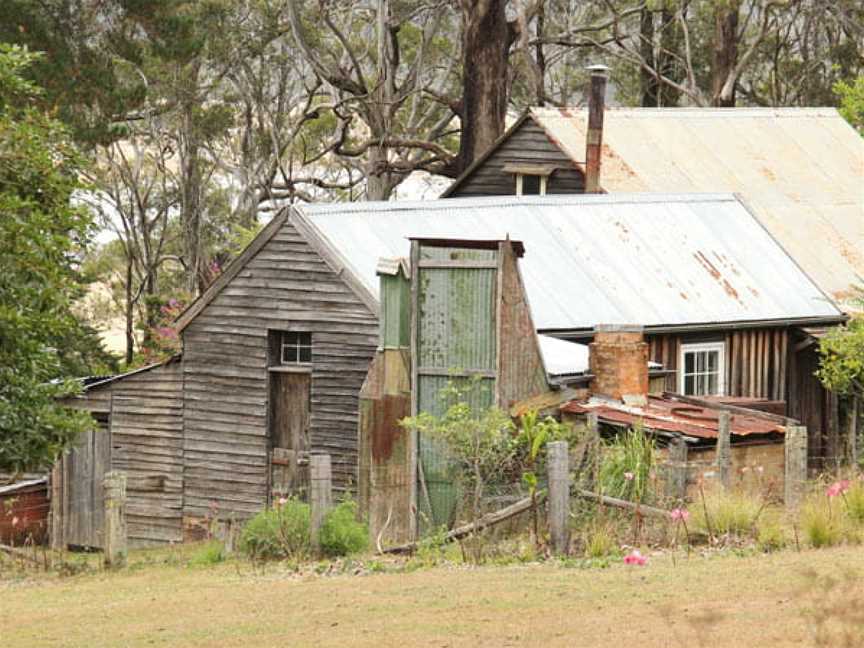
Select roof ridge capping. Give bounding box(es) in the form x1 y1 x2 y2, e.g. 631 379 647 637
297 192 739 215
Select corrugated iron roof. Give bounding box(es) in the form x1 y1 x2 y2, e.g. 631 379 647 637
296 194 842 332
538 334 661 376
560 395 785 440
528 107 864 305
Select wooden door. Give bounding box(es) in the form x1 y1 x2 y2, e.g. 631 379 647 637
55 421 111 548
270 372 311 499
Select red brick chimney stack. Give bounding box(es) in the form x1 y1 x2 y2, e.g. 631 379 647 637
589 324 648 405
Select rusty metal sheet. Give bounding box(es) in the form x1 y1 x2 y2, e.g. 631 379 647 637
297 194 842 332
561 395 784 439
529 107 864 306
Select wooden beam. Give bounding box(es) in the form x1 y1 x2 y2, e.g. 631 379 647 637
662 392 794 425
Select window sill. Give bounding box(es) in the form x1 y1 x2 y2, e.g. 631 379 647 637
268 364 312 374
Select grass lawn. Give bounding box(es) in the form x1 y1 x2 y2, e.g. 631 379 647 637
1 544 861 647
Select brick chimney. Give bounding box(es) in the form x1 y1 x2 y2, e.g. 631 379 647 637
584 64 609 193
589 324 648 405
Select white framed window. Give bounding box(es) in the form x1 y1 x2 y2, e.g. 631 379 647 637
515 173 547 196
281 331 312 364
679 342 726 396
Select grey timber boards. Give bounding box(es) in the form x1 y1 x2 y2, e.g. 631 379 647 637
445 118 585 197
182 218 377 519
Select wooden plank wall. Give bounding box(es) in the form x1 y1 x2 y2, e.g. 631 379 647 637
448 119 586 197
181 218 378 520
646 328 789 401
110 361 184 546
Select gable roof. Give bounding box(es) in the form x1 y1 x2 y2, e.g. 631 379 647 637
451 106 862 304
295 193 843 334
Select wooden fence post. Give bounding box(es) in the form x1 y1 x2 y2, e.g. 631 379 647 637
587 411 600 489
547 441 571 556
310 454 333 553
666 436 688 502
103 471 127 568
785 425 808 510
716 411 732 489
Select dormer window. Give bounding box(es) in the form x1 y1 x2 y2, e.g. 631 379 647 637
503 163 556 196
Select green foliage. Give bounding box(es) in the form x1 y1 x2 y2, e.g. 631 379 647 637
692 490 762 538
0 44 105 473
835 77 864 135
189 540 225 566
756 514 787 553
818 315 864 399
239 498 311 562
584 524 616 559
800 498 843 549
319 500 369 558
841 480 864 525
598 423 656 503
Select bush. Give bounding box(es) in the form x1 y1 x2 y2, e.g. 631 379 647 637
584 524 616 559
692 489 761 538
240 498 311 561
189 540 225 566
598 423 655 503
756 514 787 552
319 500 368 557
841 480 864 525
800 498 843 549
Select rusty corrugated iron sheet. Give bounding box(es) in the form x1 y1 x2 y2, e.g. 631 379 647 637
297 194 843 332
561 395 784 439
529 107 864 306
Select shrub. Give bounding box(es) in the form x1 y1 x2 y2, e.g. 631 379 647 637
800 498 843 549
319 500 368 557
240 498 311 561
692 489 761 538
598 423 655 503
584 524 616 559
841 480 864 525
189 540 225 566
756 514 787 552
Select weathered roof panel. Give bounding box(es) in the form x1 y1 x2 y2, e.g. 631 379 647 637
529 107 864 303
296 194 842 332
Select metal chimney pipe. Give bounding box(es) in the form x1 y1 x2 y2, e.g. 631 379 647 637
585 64 609 193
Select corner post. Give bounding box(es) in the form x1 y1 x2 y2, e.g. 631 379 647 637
716 411 732 489
785 425 808 510
103 471 127 568
310 454 333 553
547 441 571 556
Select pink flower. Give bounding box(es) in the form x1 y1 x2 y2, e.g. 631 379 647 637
755 466 764 474
624 472 635 482
278 497 288 506
670 508 690 522
827 480 851 498
11 516 18 527
623 549 647 566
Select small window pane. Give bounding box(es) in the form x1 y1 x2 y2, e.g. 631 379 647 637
299 346 312 363
696 352 706 372
685 353 694 373
522 175 541 195
684 375 694 394
708 373 718 395
696 374 706 395
707 351 718 372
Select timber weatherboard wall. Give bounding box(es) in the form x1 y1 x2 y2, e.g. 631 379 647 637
180 214 378 521
446 117 586 197
57 360 184 548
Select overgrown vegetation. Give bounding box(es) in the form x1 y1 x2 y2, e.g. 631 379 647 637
597 423 656 504
319 500 369 558
239 498 311 562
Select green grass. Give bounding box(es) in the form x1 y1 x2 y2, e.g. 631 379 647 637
2 543 862 647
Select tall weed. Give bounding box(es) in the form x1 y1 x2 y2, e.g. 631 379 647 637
239 497 311 561
598 423 655 503
692 489 762 538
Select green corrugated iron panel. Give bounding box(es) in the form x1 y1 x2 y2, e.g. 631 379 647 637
416 375 494 532
419 246 497 262
380 273 410 348
418 268 496 371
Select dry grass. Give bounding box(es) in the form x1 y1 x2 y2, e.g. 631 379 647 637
1 544 862 647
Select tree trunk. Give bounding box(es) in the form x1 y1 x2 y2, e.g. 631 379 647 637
181 111 203 294
458 0 513 173
365 143 395 201
712 1 739 107
640 9 658 107
124 257 134 366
